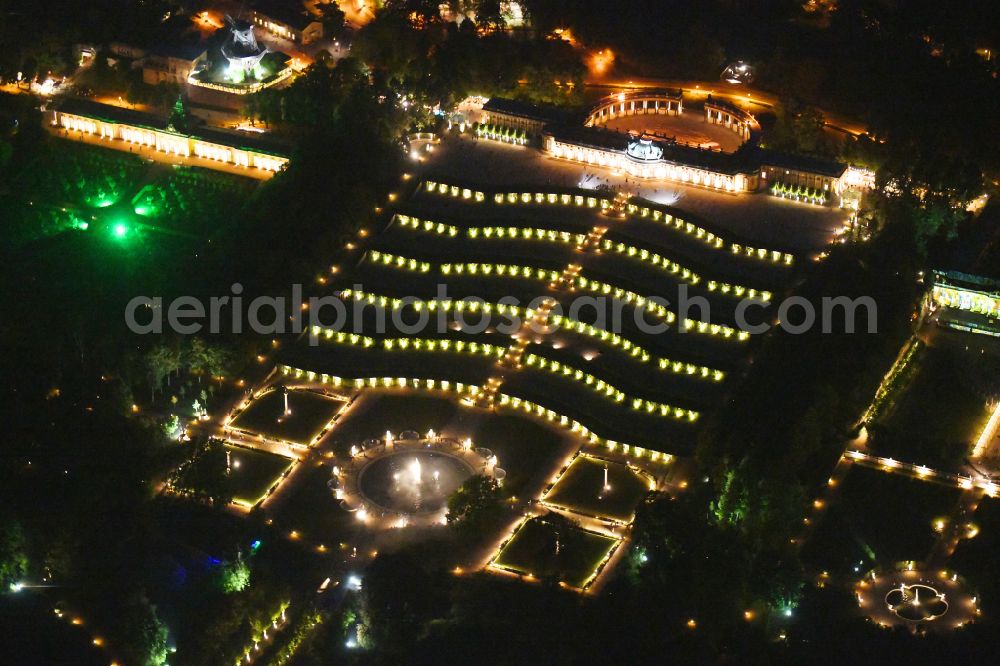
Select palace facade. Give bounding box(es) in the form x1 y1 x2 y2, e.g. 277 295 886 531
480 92 849 200
49 98 289 175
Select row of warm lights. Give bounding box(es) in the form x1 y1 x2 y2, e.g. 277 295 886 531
424 181 488 202
335 288 732 373
469 225 584 244
844 449 999 496
422 179 793 266
369 249 560 282
443 261 560 281
859 339 921 425
395 214 460 237
50 606 114 659
338 288 531 318
598 238 772 300
575 275 670 320
493 392 669 458
770 181 828 206
309 326 508 359
544 312 726 376
365 253 747 341
277 365 668 460
367 250 432 273
972 398 1000 459
474 124 529 145
626 203 794 266
395 213 768 300
523 353 698 421
280 365 484 394
571 274 749 340
488 515 624 592
236 603 290 665
424 179 606 209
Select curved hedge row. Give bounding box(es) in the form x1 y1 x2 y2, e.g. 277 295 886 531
421 179 795 266
277 364 673 461
393 214 771 300
337 289 730 378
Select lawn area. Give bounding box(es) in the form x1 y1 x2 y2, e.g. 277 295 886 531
871 345 995 469
492 516 619 589
268 460 360 546
225 445 295 506
322 394 568 497
543 456 651 522
471 413 569 498
231 388 345 444
131 165 255 238
800 466 962 575
324 394 459 452
948 499 1000 611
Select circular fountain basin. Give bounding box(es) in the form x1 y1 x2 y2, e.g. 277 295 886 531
358 450 474 514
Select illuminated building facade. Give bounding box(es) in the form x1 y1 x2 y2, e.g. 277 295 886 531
703 96 757 142
584 89 684 127
50 99 289 175
481 94 848 198
251 1 324 45
930 271 1000 337
142 43 208 86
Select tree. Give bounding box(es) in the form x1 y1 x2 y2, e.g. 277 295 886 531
144 344 182 401
385 0 442 26
116 594 170 666
474 0 505 32
358 546 450 656
446 474 504 535
319 2 346 39
174 437 232 506
186 338 232 384
0 516 28 590
167 95 190 133
219 553 251 593
766 99 830 156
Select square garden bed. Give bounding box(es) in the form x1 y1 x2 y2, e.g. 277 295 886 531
542 455 652 523
492 515 619 589
231 388 345 444
225 445 295 507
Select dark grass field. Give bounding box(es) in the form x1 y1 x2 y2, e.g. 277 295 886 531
230 389 344 444
544 456 651 522
493 517 619 588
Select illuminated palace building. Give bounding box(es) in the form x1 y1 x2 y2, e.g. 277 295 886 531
49 98 289 175
481 92 852 201
928 271 1000 338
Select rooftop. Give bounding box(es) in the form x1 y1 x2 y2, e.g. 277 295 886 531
252 0 318 31
149 40 209 62
752 146 847 178
482 97 583 125
933 270 1000 294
